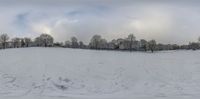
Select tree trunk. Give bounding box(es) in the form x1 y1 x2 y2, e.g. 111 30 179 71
151 49 154 53
3 42 5 49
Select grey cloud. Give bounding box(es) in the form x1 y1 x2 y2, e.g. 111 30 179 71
1 0 200 7
0 0 200 44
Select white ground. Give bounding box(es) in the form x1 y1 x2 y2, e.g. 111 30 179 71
0 48 200 99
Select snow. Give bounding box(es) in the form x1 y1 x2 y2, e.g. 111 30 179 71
0 48 200 99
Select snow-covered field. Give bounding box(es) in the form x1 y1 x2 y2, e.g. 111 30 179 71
0 48 200 99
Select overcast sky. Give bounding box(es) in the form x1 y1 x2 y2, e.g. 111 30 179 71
0 0 200 44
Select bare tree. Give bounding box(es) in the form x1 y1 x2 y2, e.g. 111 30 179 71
12 38 21 48
41 34 54 47
24 37 32 47
189 42 200 50
65 40 71 48
140 39 148 51
90 35 101 49
0 34 9 49
107 39 117 50
127 34 136 51
90 36 107 49
99 38 107 49
36 34 54 47
198 37 200 43
21 38 25 47
148 40 156 53
71 36 79 48
79 41 85 48
34 37 42 47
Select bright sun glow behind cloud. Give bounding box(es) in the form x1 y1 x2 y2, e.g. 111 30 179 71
32 24 51 35
131 7 172 33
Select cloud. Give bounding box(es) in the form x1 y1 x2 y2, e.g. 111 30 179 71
0 0 200 44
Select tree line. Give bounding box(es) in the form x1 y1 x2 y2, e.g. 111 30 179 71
0 33 200 53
